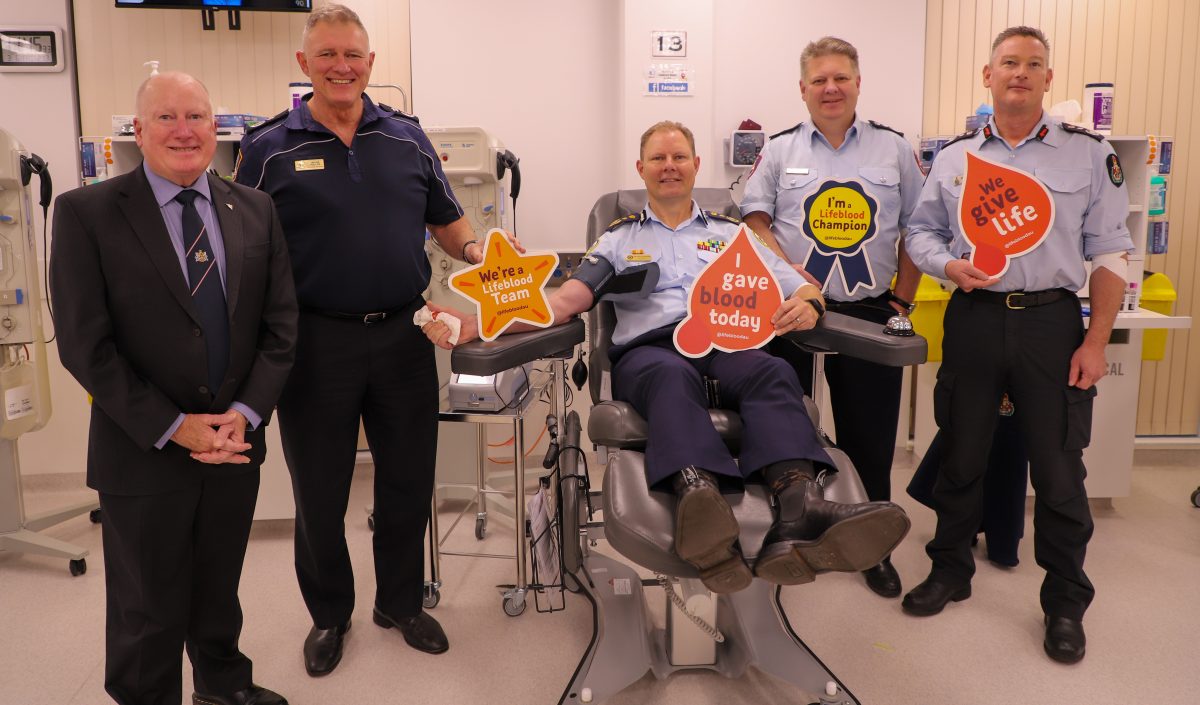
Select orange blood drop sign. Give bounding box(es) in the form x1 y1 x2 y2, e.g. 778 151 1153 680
957 151 1056 277
673 225 784 358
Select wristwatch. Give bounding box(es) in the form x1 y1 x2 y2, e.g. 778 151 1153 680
806 298 826 319
461 239 480 263
887 291 916 314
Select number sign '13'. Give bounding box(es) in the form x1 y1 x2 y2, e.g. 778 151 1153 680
651 31 687 57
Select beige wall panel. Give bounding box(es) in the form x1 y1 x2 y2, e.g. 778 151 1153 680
922 0 944 136
969 0 993 118
1063 1 1087 106
927 0 1200 435
74 1 411 135
939 0 963 132
1161 1 1200 432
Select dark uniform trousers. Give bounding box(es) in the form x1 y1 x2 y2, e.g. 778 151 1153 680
100 471 259 705
278 298 438 629
611 337 830 486
769 294 903 502
909 414 1028 567
930 289 1096 620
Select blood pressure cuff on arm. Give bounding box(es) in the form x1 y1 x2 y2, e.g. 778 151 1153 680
569 258 660 310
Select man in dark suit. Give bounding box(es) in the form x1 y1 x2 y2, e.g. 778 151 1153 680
50 72 297 705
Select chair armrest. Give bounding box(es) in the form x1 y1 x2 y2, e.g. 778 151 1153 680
786 311 928 367
450 318 586 376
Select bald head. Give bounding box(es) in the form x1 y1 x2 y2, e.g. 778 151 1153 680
135 72 212 120
133 71 217 186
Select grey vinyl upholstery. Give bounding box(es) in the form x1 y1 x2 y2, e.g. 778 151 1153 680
582 189 925 575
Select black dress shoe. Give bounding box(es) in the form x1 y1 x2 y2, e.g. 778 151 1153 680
862 557 902 598
303 621 350 677
373 608 449 654
671 466 752 593
753 472 911 585
901 575 971 616
192 685 287 705
1044 615 1086 664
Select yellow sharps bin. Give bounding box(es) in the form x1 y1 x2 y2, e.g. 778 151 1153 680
1140 272 1177 360
910 275 951 361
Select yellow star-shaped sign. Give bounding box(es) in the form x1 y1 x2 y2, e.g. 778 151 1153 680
449 229 558 341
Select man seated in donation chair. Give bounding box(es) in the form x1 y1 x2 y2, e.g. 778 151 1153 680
422 120 910 594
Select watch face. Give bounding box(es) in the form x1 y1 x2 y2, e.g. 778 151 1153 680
0 32 55 65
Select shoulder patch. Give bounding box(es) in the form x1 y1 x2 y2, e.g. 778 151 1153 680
868 120 904 138
605 213 640 232
380 103 421 124
245 109 288 135
1106 153 1125 187
770 121 805 139
706 210 741 225
942 128 980 150
1061 122 1104 142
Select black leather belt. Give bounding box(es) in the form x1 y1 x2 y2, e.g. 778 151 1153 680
302 306 407 324
964 288 1075 310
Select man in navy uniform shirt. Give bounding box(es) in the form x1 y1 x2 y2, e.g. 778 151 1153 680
740 36 925 599
423 121 910 594
236 4 489 673
903 26 1132 665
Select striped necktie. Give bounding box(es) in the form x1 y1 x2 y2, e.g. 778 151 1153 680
175 188 229 396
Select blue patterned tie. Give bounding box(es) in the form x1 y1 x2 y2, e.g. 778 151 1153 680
175 189 229 395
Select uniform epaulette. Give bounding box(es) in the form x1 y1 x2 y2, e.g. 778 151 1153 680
770 122 805 139
605 213 640 232
380 103 420 124
1060 122 1104 141
245 109 288 135
868 120 904 138
942 128 980 150
705 210 741 225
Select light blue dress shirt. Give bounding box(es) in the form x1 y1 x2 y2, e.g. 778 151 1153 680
740 118 925 302
143 164 261 448
588 201 807 346
905 114 1133 292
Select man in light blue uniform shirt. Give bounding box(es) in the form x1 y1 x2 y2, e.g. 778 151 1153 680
741 36 925 598
589 203 804 347
424 121 909 594
901 26 1132 666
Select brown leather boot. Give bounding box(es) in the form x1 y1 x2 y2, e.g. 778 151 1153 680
671 466 752 593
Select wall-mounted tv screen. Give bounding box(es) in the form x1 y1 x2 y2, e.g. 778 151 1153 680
115 0 312 11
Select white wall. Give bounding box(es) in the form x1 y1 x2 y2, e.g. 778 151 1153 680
412 1 926 252
0 0 90 476
410 1 621 251
710 0 927 200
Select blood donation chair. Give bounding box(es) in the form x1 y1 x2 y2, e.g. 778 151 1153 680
444 189 927 705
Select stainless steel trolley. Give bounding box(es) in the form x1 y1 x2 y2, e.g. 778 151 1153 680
423 320 585 616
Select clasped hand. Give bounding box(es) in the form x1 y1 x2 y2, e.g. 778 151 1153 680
171 410 252 464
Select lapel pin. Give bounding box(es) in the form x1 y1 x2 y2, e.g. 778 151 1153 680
225 203 234 210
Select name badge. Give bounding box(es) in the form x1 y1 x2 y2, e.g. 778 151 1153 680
294 159 325 172
785 167 810 175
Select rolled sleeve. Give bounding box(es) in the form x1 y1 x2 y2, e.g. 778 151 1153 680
904 162 957 279
753 238 805 294
1082 143 1134 258
739 142 781 220
897 143 927 229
